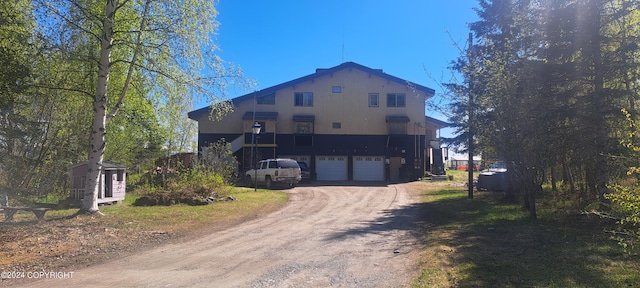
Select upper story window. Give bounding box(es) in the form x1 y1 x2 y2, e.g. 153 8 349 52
387 93 406 107
257 93 275 105
294 92 313 107
332 86 342 93
369 93 379 107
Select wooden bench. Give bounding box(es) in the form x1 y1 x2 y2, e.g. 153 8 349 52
2 207 51 223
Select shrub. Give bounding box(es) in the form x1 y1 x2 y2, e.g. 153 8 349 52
133 168 230 206
606 183 640 251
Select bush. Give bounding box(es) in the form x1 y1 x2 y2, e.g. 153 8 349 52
132 168 231 206
606 183 640 251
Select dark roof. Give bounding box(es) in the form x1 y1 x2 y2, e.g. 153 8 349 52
188 62 436 120
292 114 315 122
241 111 279 120
386 115 411 123
102 162 127 169
425 116 450 128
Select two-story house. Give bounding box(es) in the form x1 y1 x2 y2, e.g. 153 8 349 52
188 62 447 182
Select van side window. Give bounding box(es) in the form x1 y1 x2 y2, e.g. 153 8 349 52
269 161 277 168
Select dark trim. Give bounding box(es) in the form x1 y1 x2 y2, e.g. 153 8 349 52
386 115 411 123
293 114 315 122
242 111 278 120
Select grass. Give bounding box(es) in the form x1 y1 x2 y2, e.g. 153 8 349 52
446 169 480 183
101 187 289 232
4 186 289 236
412 184 640 288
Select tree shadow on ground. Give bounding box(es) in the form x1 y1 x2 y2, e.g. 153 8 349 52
326 189 639 287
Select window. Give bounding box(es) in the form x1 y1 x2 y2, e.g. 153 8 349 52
389 122 407 134
257 93 275 105
387 93 406 107
332 122 341 129
294 92 313 106
295 122 313 134
277 159 300 168
369 93 379 107
332 86 342 93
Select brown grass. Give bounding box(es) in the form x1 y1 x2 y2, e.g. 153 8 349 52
0 187 288 274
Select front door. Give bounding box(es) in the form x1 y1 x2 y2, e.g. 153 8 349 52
390 157 402 182
104 170 113 198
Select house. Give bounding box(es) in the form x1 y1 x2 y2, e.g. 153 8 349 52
188 62 448 182
68 162 127 205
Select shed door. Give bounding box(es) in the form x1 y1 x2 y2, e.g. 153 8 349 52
353 156 385 181
316 156 347 181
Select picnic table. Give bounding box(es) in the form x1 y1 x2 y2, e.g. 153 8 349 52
2 206 51 223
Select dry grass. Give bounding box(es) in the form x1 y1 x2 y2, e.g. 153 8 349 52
0 187 288 274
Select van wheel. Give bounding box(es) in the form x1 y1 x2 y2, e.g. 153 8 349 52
265 176 272 189
246 175 253 187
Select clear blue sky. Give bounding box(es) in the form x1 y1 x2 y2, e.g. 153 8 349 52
209 0 480 134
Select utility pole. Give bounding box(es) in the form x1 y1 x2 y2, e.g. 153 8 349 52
467 33 474 200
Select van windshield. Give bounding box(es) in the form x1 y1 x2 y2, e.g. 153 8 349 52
277 160 299 168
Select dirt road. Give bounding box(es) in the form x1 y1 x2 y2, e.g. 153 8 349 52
24 183 423 287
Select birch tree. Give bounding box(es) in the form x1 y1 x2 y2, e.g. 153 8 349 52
34 0 249 213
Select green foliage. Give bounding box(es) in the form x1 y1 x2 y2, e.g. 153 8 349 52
131 168 229 206
606 109 640 251
446 0 640 217
606 183 640 251
172 168 226 194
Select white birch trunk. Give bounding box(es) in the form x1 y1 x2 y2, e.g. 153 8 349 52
81 0 117 213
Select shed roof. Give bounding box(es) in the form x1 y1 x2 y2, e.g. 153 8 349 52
68 161 127 170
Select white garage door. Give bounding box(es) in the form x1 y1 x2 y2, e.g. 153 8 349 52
316 156 347 181
353 156 385 181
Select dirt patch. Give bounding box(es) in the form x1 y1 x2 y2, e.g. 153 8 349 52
4 182 433 287
0 213 175 274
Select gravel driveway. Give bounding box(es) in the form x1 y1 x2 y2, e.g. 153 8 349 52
25 183 423 288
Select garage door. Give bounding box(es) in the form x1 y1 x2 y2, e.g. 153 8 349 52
316 156 347 181
353 156 385 181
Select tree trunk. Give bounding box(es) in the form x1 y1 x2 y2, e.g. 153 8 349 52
81 0 116 214
589 0 611 203
550 166 557 191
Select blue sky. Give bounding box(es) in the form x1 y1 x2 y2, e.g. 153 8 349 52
210 0 480 135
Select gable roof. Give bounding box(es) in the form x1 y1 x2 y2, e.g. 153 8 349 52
188 62 436 120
